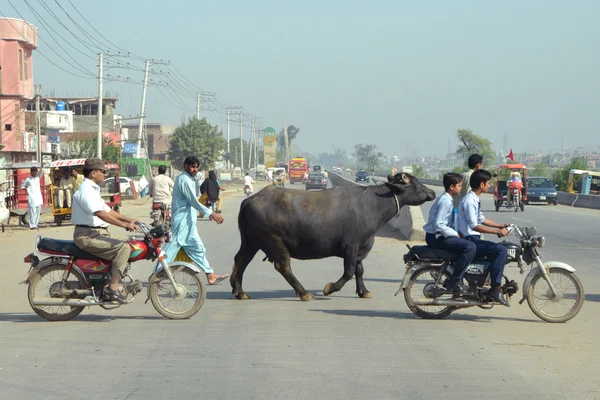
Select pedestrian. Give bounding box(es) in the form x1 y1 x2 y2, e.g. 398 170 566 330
20 166 44 230
200 170 223 213
139 174 149 198
156 156 229 285
72 157 141 304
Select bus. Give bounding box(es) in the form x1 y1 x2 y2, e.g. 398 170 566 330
289 157 309 184
567 169 600 195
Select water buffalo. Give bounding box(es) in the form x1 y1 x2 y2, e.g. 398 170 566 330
230 173 436 300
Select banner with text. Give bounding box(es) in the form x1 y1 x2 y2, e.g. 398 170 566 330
263 127 277 168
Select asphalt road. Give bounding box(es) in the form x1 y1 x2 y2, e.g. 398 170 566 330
1 179 599 400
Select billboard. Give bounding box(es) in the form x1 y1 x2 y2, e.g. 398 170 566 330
263 126 277 168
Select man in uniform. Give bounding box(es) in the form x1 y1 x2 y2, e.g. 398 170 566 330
72 157 140 303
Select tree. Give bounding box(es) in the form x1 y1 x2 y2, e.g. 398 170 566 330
168 118 226 170
411 165 426 178
229 138 250 169
552 157 588 191
455 129 496 168
277 125 300 151
354 144 384 172
532 162 550 177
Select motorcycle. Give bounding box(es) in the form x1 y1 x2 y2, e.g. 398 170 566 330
398 224 584 323
244 185 253 197
509 187 524 212
22 222 206 321
150 201 171 229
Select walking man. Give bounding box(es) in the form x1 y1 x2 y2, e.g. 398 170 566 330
20 166 44 230
157 156 229 285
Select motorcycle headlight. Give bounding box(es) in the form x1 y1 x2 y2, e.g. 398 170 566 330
536 236 545 248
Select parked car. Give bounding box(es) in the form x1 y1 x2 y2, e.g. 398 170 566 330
526 176 558 205
355 170 370 183
305 173 328 190
101 177 140 197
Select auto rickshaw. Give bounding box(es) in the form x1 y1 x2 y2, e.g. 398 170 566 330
49 159 121 226
0 162 49 226
494 163 528 212
271 167 287 187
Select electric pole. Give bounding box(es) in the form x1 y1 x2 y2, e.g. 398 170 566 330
136 60 150 159
35 84 41 163
283 122 289 162
196 93 200 120
239 110 244 171
97 52 103 158
248 116 255 170
226 108 230 169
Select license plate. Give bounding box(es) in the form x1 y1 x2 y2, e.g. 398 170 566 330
539 196 546 200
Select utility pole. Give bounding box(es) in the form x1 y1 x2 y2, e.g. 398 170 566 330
97 52 103 158
248 116 255 170
283 122 289 163
226 108 230 169
136 60 150 159
239 111 244 171
35 84 41 162
196 93 200 120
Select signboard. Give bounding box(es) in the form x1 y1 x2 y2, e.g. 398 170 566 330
220 172 232 181
263 126 277 169
123 142 137 154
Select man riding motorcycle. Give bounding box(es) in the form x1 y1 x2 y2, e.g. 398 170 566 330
243 172 254 195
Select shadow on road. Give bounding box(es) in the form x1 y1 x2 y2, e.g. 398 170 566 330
208 289 338 301
0 313 165 323
585 293 600 302
310 308 541 323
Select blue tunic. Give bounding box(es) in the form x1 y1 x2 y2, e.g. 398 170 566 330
154 171 214 273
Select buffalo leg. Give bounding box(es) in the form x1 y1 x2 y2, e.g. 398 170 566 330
231 245 259 300
274 256 314 301
323 251 357 296
354 261 372 298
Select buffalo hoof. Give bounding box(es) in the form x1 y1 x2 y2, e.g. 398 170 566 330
323 282 334 296
300 293 315 301
358 291 372 299
235 292 251 300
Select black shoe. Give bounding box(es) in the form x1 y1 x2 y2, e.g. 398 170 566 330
487 290 510 307
452 282 468 296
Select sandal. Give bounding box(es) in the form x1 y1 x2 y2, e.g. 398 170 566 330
208 274 229 285
105 286 128 304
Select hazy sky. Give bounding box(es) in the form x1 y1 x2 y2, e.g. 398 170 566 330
5 0 600 158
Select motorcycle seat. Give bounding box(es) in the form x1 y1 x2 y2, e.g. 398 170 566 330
37 237 100 260
409 245 459 261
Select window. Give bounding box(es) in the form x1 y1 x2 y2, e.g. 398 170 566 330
18 49 23 81
24 53 28 80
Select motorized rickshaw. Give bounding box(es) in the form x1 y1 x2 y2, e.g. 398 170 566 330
0 162 49 226
49 159 121 226
269 167 287 187
494 163 528 212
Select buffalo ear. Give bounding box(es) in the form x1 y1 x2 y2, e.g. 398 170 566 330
402 173 411 184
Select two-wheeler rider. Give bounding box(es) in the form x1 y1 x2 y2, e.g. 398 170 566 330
72 157 141 304
458 169 511 307
423 173 476 296
148 165 174 210
243 172 254 194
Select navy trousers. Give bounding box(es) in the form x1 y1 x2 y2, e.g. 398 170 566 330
464 235 508 287
425 233 476 281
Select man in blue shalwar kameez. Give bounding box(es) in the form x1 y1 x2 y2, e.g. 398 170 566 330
156 156 228 285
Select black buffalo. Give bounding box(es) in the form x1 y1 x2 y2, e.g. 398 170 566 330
231 173 436 300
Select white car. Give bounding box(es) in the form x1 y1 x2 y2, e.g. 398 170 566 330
101 177 141 196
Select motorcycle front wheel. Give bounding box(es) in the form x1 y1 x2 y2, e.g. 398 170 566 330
404 266 455 319
527 268 584 323
27 264 87 321
149 266 206 319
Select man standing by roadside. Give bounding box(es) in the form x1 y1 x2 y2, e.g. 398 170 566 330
20 165 44 230
148 165 174 207
157 156 228 285
72 157 141 304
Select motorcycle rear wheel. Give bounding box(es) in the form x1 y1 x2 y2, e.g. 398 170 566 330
27 264 86 321
150 267 206 319
404 266 455 319
527 268 584 323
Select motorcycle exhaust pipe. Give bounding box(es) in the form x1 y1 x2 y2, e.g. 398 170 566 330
31 298 104 306
411 298 482 307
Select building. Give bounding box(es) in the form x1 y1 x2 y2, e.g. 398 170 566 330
122 123 176 160
0 17 40 167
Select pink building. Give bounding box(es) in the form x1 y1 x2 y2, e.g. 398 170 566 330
0 17 38 160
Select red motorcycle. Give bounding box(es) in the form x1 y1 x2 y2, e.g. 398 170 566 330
22 222 206 321
151 201 171 229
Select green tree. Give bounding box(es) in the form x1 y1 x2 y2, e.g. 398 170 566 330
277 125 300 150
411 164 426 178
532 162 550 177
552 157 588 191
455 129 496 168
168 118 225 170
354 144 384 172
229 138 250 169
